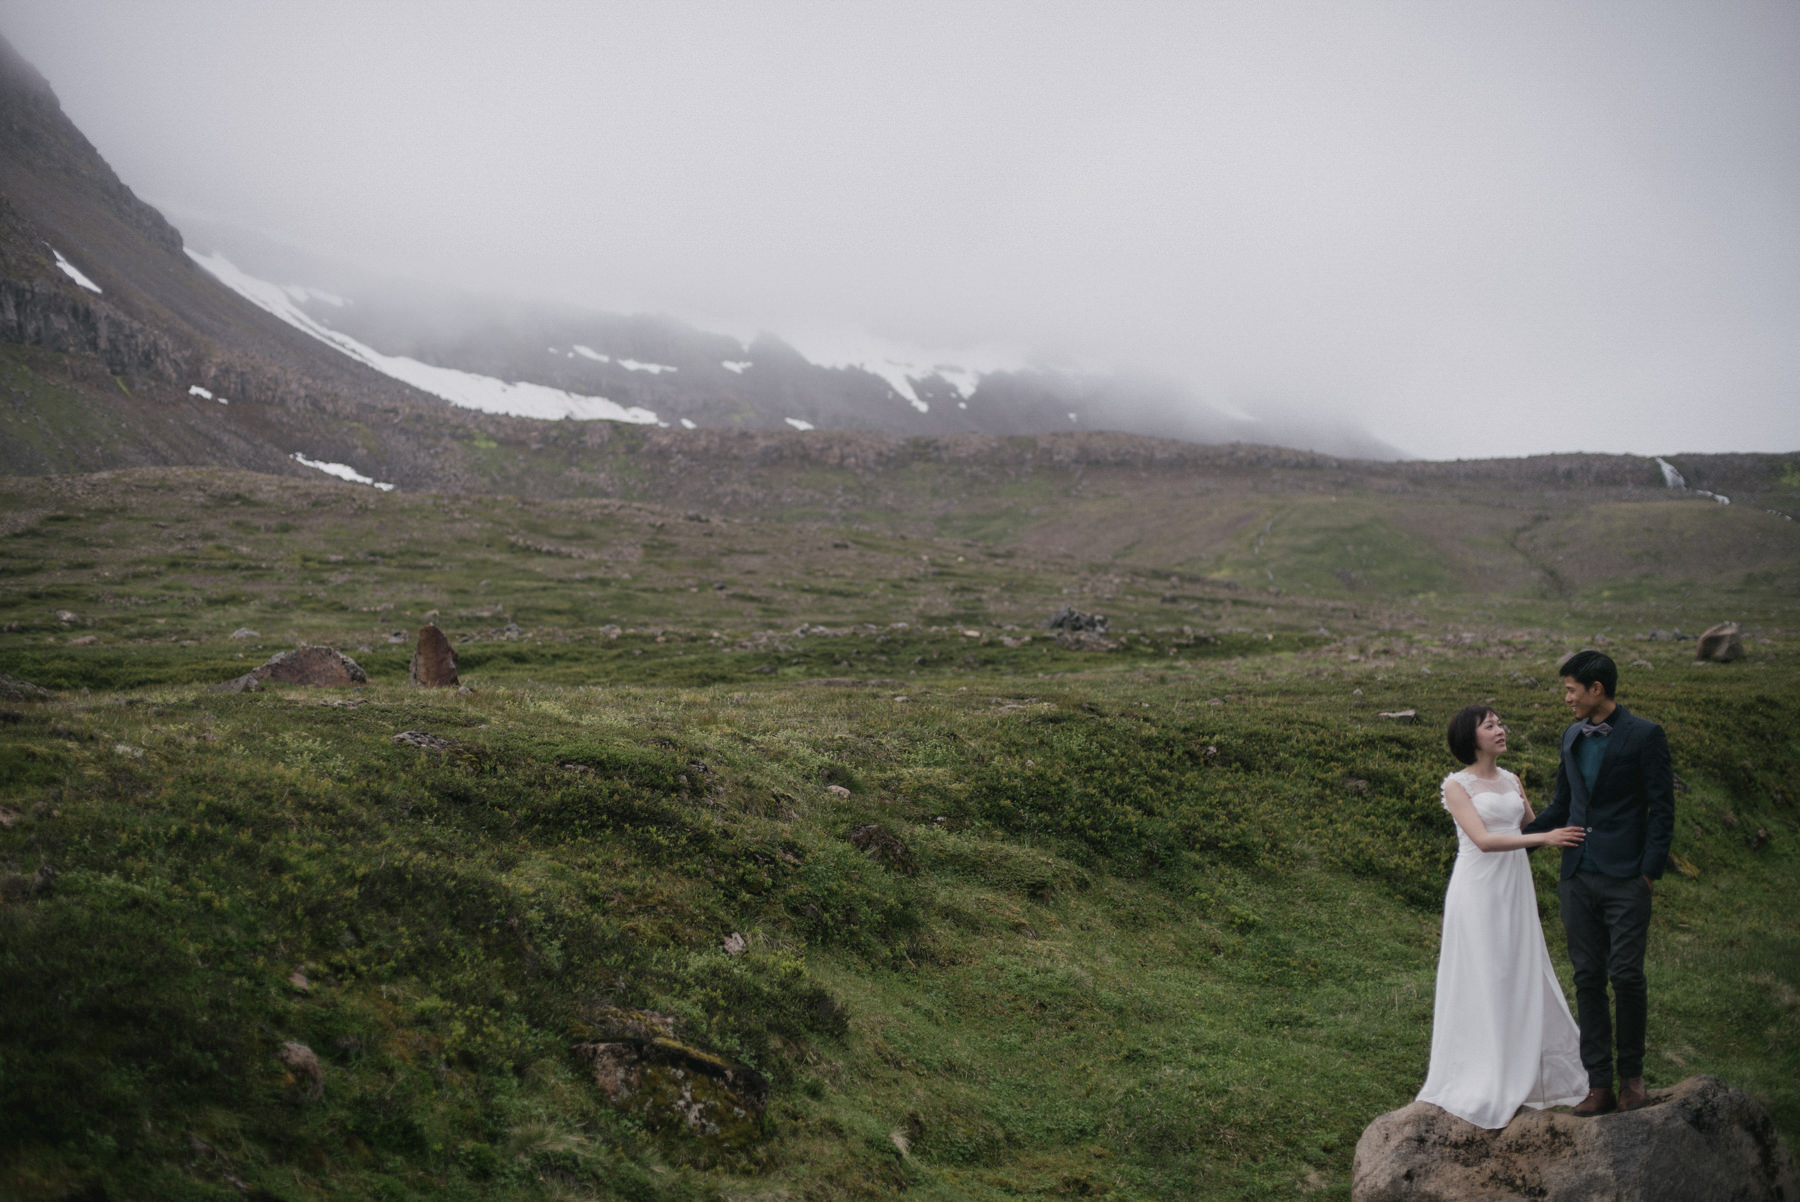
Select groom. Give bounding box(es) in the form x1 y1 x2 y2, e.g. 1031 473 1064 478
1524 649 1675 1116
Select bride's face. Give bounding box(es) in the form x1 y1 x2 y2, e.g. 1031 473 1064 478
1475 712 1508 757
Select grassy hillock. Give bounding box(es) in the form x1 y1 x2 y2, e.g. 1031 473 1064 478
2 468 1797 1200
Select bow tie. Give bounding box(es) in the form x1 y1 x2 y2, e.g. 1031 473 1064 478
1579 720 1613 737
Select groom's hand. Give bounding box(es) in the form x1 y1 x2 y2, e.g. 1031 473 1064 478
1643 876 1653 890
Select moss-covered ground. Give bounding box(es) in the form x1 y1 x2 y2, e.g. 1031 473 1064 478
2 467 1796 1200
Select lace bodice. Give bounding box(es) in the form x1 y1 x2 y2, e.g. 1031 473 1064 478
1442 769 1527 854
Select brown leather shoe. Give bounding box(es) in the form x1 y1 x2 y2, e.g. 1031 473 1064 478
1617 1077 1649 1111
1572 1087 1617 1116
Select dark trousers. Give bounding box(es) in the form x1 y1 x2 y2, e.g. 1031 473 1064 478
1559 870 1652 1087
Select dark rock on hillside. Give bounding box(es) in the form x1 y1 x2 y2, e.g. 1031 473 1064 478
850 824 918 875
1047 605 1107 634
211 646 368 692
277 1041 324 1101
1352 1075 1797 1201
1697 622 1745 663
256 645 368 686
408 624 459 687
575 1008 768 1146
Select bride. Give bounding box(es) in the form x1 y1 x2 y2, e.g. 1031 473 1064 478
1415 705 1590 1128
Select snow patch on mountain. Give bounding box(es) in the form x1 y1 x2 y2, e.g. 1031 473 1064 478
51 246 102 293
722 360 752 374
282 284 346 307
566 346 676 373
784 327 1027 414
784 417 815 431
292 452 395 491
189 251 659 424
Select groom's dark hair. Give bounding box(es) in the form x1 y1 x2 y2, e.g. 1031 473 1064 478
1559 649 1618 698
1447 705 1499 765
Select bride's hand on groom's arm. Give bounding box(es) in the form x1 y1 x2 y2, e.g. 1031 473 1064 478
1535 826 1587 849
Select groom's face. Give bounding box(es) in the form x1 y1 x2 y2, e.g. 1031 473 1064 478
1562 676 1608 720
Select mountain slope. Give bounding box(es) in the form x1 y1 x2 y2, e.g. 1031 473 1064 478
0 34 528 488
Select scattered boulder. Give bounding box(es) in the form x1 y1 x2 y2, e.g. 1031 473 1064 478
261 646 368 686
1697 622 1745 663
209 646 368 693
277 1041 324 1101
408 624 459 688
1055 630 1121 652
391 730 456 754
850 823 918 875
0 860 54 902
229 627 259 640
574 1008 767 1146
0 674 52 702
1047 605 1108 634
1352 1075 1797 1201
1377 710 1418 724
722 932 748 956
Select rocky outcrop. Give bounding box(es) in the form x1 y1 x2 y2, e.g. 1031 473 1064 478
408 624 459 687
1697 622 1745 663
0 273 191 380
1353 1075 1797 1201
573 1008 767 1146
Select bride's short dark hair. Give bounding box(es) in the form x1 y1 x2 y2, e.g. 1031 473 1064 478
1447 704 1499 765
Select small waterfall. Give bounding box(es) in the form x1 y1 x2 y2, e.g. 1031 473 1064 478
1653 457 1686 490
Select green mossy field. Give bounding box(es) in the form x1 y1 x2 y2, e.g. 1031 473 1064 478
2 467 1797 1200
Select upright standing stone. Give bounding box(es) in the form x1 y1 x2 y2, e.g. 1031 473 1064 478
409 624 459 688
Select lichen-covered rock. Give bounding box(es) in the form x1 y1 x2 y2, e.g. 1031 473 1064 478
1353 1075 1797 1201
574 1009 767 1147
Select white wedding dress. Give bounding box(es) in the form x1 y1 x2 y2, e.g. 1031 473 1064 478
1416 768 1588 1128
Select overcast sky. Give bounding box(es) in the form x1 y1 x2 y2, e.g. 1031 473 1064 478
5 1 1797 460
